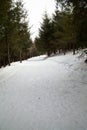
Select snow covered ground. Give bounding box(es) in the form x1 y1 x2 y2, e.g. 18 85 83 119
0 53 87 130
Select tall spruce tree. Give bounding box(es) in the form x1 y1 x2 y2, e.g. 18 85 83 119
53 0 77 54
35 13 55 56
12 0 32 63
0 0 13 66
55 0 87 49
0 0 32 67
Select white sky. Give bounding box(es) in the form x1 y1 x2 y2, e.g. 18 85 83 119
23 0 56 40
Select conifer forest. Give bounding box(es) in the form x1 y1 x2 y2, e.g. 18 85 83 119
0 0 87 67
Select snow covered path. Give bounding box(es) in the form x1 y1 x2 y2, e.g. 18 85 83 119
0 53 87 130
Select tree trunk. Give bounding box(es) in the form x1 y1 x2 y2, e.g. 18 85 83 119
7 42 10 66
63 48 66 55
6 34 10 66
20 49 22 63
3 57 6 67
73 44 75 55
59 48 60 54
47 51 51 57
53 50 56 54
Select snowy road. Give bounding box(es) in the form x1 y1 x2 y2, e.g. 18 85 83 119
0 53 87 130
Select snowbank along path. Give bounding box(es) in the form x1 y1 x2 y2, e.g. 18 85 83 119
0 53 87 130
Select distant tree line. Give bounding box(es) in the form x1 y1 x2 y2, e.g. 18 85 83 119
0 0 32 67
35 0 87 56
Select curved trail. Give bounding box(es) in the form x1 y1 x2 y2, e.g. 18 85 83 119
0 54 87 130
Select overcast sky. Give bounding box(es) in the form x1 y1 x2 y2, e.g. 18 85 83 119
23 0 56 40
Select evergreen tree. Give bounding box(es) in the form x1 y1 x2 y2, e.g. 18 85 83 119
12 0 32 63
55 0 87 49
53 0 77 54
35 13 53 56
0 0 32 67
